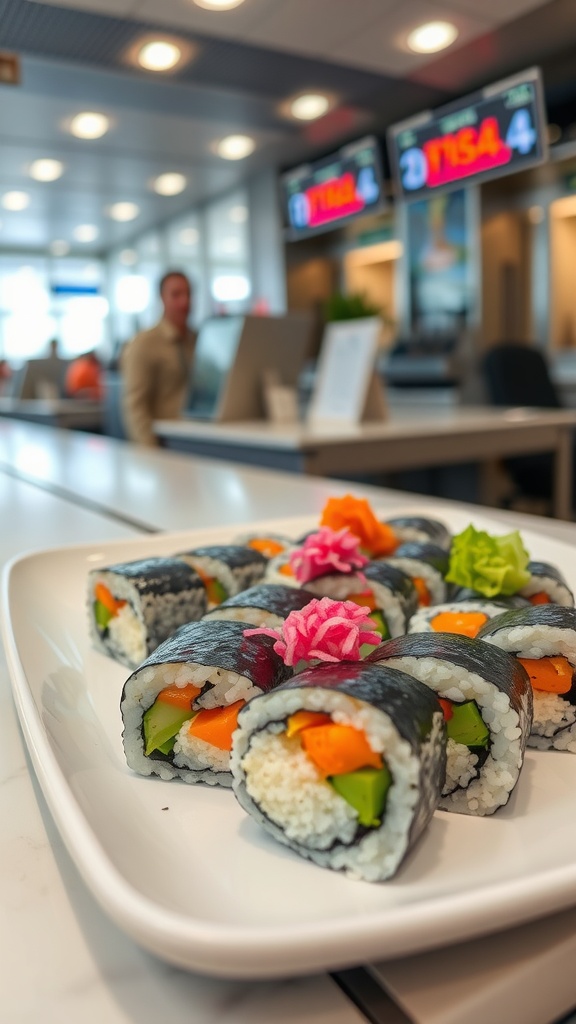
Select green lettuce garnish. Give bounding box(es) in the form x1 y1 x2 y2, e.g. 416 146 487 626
446 524 531 597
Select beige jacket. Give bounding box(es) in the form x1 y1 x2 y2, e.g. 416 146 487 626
121 318 196 446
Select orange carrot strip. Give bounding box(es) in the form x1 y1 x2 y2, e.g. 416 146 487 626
156 683 202 709
300 723 383 778
412 577 431 606
248 538 284 558
348 591 377 611
94 582 125 614
529 592 551 606
518 656 573 694
279 563 295 577
188 699 245 750
438 698 453 721
286 711 331 739
430 611 488 638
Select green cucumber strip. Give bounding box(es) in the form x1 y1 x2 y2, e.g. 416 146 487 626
143 700 194 756
330 765 392 828
446 700 489 749
94 599 113 630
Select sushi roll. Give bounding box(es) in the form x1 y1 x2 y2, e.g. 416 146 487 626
368 634 532 816
409 599 522 639
384 542 449 606
384 515 451 551
264 551 299 587
89 557 207 669
204 583 317 628
518 562 574 608
177 544 267 606
121 620 292 786
231 661 446 882
232 531 294 561
478 605 576 753
305 562 418 639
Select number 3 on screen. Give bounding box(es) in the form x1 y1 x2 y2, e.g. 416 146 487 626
505 108 537 155
399 147 428 191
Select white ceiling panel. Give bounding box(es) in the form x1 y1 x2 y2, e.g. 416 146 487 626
33 0 140 15
330 1 494 76
444 0 550 23
242 0 400 60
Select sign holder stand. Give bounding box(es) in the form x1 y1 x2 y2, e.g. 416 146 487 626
307 317 387 426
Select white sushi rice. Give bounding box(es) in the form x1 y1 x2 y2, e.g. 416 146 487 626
88 569 205 669
386 557 446 605
122 662 261 785
204 607 283 628
519 577 573 607
264 553 299 588
409 600 510 635
529 692 576 751
305 575 406 637
484 624 576 663
384 655 525 815
232 687 445 882
444 739 479 795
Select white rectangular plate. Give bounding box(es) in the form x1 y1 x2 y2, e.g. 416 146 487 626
4 508 576 979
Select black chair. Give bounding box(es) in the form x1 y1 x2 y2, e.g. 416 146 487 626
482 342 569 504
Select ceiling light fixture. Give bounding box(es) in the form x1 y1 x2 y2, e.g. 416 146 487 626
138 40 182 72
406 20 458 54
108 201 140 222
179 227 199 245
2 191 30 211
214 134 255 160
152 172 187 196
49 239 70 257
119 249 138 266
69 111 110 140
29 158 65 182
228 205 248 223
73 224 99 243
289 93 331 121
193 0 246 9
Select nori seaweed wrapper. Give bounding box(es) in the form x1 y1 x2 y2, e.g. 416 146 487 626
448 586 530 609
177 544 267 573
368 632 531 718
477 603 576 644
104 556 205 597
385 516 451 551
364 562 419 618
126 619 292 694
387 541 449 577
204 583 316 618
521 562 575 605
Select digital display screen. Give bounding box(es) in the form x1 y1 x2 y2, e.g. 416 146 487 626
281 136 385 238
388 68 547 201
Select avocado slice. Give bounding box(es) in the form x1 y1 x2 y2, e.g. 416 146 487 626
143 700 195 757
446 700 489 749
369 610 390 639
94 599 113 631
330 765 392 827
206 578 229 605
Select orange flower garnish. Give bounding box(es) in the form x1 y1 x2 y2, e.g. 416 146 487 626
320 495 398 558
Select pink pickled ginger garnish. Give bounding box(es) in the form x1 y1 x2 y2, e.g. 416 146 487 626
289 526 368 585
244 596 381 667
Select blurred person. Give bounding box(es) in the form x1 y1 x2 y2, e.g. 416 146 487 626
65 350 104 400
0 358 11 396
121 271 196 446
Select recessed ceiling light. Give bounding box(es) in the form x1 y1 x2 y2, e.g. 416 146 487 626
179 227 199 245
229 205 248 223
69 111 110 140
2 191 30 211
406 21 458 53
193 0 246 9
214 135 255 160
289 93 331 121
119 248 138 266
108 202 140 222
138 40 182 72
152 172 187 196
73 224 99 243
49 239 70 257
29 158 65 182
